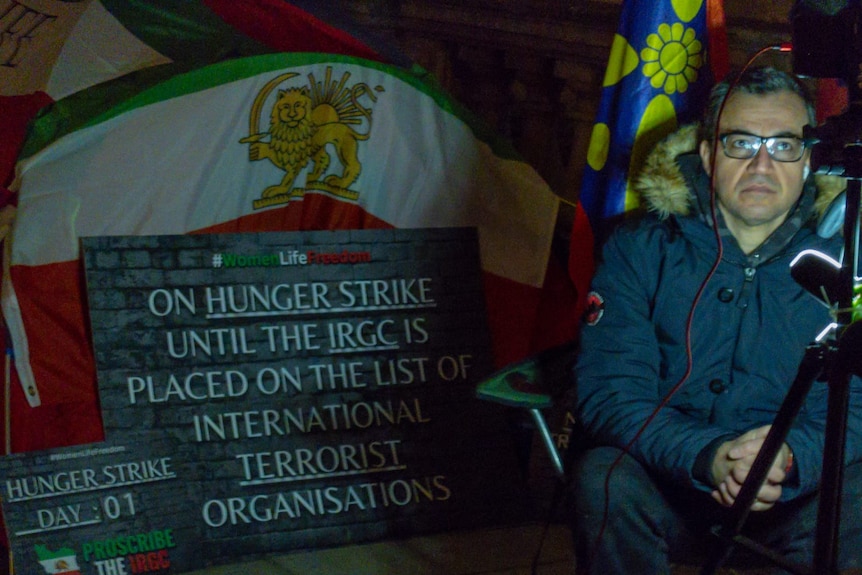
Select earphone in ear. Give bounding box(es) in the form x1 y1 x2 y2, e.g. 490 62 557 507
803 165 811 180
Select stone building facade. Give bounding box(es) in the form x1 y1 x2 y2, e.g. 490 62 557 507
345 0 801 214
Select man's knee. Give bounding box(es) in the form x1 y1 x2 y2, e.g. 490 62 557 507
569 446 661 521
571 447 620 490
568 447 680 572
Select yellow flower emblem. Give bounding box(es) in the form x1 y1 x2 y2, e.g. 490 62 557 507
641 22 703 94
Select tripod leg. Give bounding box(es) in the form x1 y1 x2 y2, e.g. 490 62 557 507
813 369 850 575
811 180 862 574
701 342 828 575
811 320 862 573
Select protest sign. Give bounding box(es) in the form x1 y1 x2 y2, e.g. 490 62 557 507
0 228 527 574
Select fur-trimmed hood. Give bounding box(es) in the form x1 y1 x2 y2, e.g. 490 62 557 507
633 124 846 222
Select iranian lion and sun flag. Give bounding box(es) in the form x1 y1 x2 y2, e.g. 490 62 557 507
0 0 730 569
0 0 576 454
0 0 728 453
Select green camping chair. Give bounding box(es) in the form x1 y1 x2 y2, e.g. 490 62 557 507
475 342 578 480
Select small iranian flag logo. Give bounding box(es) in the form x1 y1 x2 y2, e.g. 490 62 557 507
34 545 82 574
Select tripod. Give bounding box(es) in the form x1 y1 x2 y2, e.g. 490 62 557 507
700 174 862 574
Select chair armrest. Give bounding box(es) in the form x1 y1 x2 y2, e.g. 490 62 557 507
475 358 554 409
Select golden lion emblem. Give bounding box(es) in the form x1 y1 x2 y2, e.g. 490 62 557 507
241 68 382 209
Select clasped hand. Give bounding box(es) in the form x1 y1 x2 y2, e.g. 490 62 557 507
710 425 792 512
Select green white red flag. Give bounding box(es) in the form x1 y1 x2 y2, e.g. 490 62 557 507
33 545 82 575
0 1 578 452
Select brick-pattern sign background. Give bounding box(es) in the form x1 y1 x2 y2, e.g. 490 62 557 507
0 228 527 575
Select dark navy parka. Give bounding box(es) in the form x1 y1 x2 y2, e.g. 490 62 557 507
574 126 862 500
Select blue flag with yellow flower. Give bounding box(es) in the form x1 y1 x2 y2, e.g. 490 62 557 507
579 0 727 238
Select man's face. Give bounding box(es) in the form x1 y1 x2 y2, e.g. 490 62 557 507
699 90 811 243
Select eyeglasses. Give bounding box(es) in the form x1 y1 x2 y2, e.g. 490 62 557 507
719 133 809 163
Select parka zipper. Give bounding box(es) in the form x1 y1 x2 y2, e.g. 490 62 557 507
737 266 756 309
